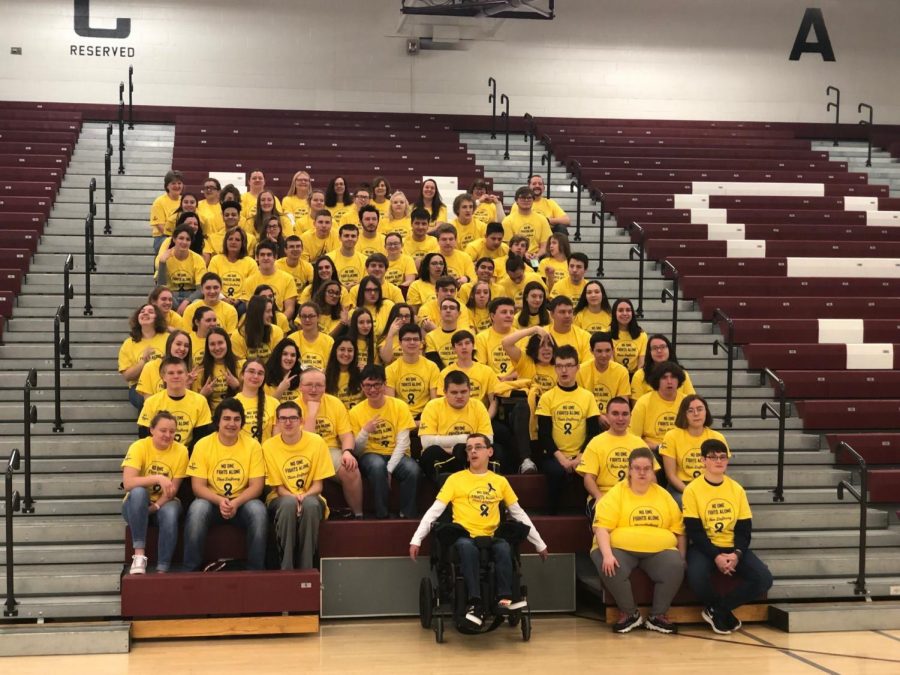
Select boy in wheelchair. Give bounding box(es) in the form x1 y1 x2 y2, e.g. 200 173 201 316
410 433 549 629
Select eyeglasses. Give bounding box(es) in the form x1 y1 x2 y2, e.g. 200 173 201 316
401 336 421 342
631 465 655 473
277 416 300 423
203 185 219 192
555 363 578 369
705 454 729 462
650 345 668 352
361 381 384 389
365 287 379 293
325 289 341 296
300 313 318 320
466 445 488 451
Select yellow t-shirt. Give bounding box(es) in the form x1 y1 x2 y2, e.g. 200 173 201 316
419 398 493 438
233 391 280 442
593 482 684 553
356 233 387 259
239 269 298 307
439 362 500 405
473 200 499 225
156 247 207 290
514 355 557 395
451 218 486 250
196 200 224 235
425 328 462 368
334 370 364 411
549 277 588 304
501 211 552 254
403 235 440 267
467 306 492 333
464 238 508 263
348 282 404 308
191 361 243 412
385 254 417 287
379 217 409 239
406 280 436 307
299 229 340 262
183 300 238 335
458 281 503 305
576 361 632 414
327 203 354 227
288 330 334 370
328 249 369 288
207 255 259 301
659 428 731 484
136 359 168 398
163 310 184 332
118 333 169 386
385 357 441 416
150 193 181 237
511 197 567 222
629 391 686 446
682 475 752 548
577 432 654 495
188 432 266 499
538 257 568 288
548 325 592 363
417 300 472 332
282 195 310 223
496 271 546 308
371 199 391 221
275 257 314 293
535 385 601 457
262 431 335 505
298 394 352 449
348 397 416 456
474 327 515 377
121 437 189 504
631 368 696 401
437 469 517 537
264 383 301 404
137 389 212 446
229 325 284 362
613 331 648 374
574 309 612 334
441 249 476 282
241 193 284 219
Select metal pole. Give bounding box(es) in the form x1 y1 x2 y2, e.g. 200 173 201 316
84 216 94 316
118 81 126 174
858 103 873 168
524 113 534 177
105 150 113 235
826 85 840 147
62 255 74 368
488 78 497 139
4 449 21 617
21 370 36 514
128 65 135 130
53 309 64 433
500 94 510 160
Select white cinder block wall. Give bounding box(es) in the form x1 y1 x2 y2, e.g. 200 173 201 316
0 0 899 123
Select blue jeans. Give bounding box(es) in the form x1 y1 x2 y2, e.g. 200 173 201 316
128 385 144 411
667 484 684 509
181 497 268 571
152 235 167 254
358 453 421 518
121 486 182 571
686 546 773 611
454 536 512 601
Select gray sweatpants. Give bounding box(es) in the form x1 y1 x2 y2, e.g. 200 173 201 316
269 494 325 569
590 547 684 616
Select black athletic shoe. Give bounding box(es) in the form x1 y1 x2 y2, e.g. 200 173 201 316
612 611 643 633
724 607 742 631
701 606 732 635
464 602 483 627
645 614 678 634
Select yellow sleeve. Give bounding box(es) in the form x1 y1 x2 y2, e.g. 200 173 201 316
248 439 267 479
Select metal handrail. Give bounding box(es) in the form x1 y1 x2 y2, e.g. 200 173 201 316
711 308 734 428
21 370 37 514
858 102 873 168
85 178 96 316
836 441 870 598
523 112 535 177
591 190 606 277
128 65 134 130
53 304 67 433
499 93 510 160
3 449 21 617
104 147 113 234
826 85 840 147
660 260 680 352
488 77 497 139
118 81 126 174
568 159 583 241
540 153 552 200
760 368 788 502
62 254 74 368
627 222 645 317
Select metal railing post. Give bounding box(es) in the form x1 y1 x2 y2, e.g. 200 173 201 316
488 77 497 139
826 85 840 147
660 260 680 352
128 65 135 130
62 255 74 368
591 193 606 277
711 308 735 428
523 113 535 177
627 222 645 318
836 441 870 598
53 306 65 433
21 370 37 514
760 368 788 502
4 449 21 617
858 103 873 168
118 81 126 174
499 94 510 160
568 159 583 241
85 179 96 316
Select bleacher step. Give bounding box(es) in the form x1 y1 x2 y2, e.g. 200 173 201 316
0 621 130 656
1 542 123 565
0 563 122 595
753 529 900 550
0 516 123 544
769 600 900 632
0 593 121 620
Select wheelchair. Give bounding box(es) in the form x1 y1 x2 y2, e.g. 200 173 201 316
418 521 532 643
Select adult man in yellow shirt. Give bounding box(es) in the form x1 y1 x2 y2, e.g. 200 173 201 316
149 170 183 252
630 362 687 451
547 296 591 362
329 223 369 290
435 223 475 284
182 398 268 570
474 297 517 379
354 204 387 258
501 187 552 260
241 240 298 322
300 210 340 262
403 208 440 269
515 174 570 234
263 400 335 569
276 235 314 295
549 252 589 304
497 255 546 309
450 193 487 250
424 297 467 369
464 222 508 263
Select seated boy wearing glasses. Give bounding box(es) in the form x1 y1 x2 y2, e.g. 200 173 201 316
409 433 549 628
683 439 773 635
262 400 335 569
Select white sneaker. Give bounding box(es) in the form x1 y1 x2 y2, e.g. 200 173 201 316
519 458 538 474
129 555 148 575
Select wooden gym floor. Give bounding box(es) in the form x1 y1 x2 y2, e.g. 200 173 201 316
3 616 900 674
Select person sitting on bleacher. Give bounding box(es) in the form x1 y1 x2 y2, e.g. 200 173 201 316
592 447 685 634
155 224 207 313
465 280 494 333
385 324 440 422
502 186 552 261
383 233 417 291
576 332 631 427
138 356 213 449
418 371 494 484
348 254 404 307
263 338 301 403
288 302 335 369
538 232 570 290
121 410 189 575
197 178 223 235
435 224 475 285
684 439 773 635
150 170 184 254
547 296 591 363
377 302 415 365
418 275 466 333
242 170 282 218
577 397 654 517
414 178 448 224
514 280 550 328
120 303 170 409
356 204 387 258
183 398 268 571
188 306 216 368
508 175 570 235
630 361 687 453
193 327 242 412
450 193 486 249
470 178 505 224
275 235 313 296
350 364 421 519
409 433 548 627
182 272 238 335
247 191 291 240
351 273 397 336
474 296 517 379
464 222 508 266
573 280 612 334
136 330 194 401
329 223 369 290
460 257 502 305
496 254 546 309
292 188 326 236
403 208 440 270
630 334 695 404
207 226 259 307
407 252 446 311
610 298 648 376
282 170 312 226
148 286 183 332
263 400 334 569
300 208 340 262
260 216 288 259
424 297 466 370
325 176 354 226
229 295 283 362
326 336 365 410
347 308 377 369
381 191 412 239
240 240 298 323
371 176 391 221
548 252 589 304
233 359 280 443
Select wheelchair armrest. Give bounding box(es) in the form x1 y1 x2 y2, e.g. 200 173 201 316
473 536 494 550
432 522 469 550
494 520 530 547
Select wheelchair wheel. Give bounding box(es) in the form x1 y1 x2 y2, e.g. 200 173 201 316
521 612 532 642
507 614 520 627
419 578 434 629
435 616 445 643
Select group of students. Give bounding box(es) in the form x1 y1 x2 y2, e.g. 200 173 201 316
121 167 770 634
